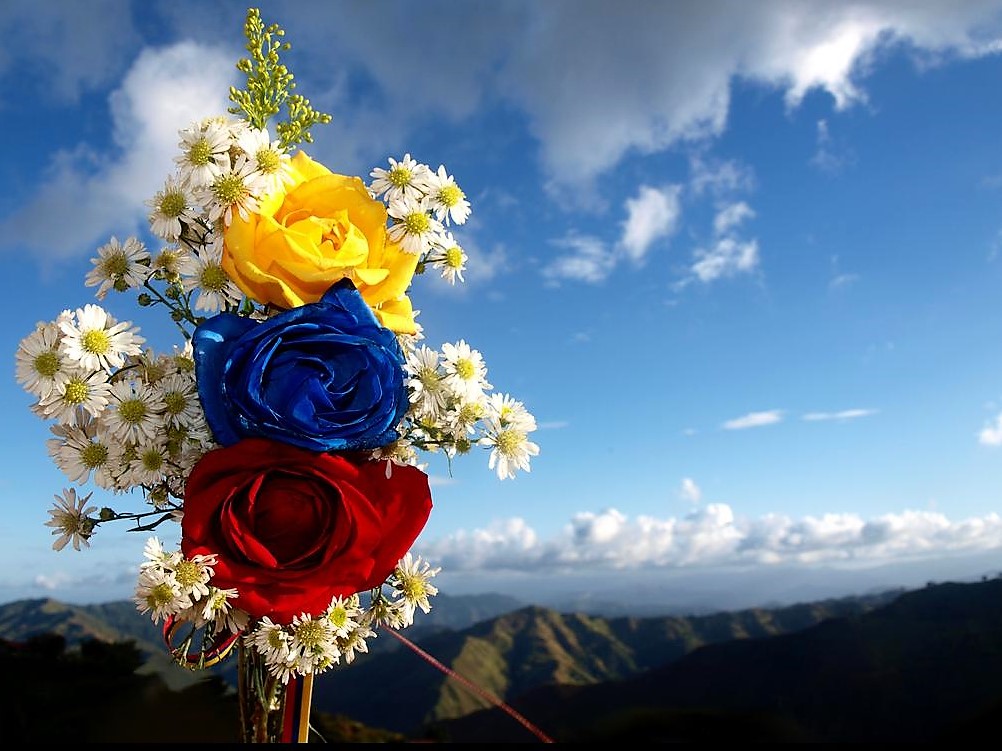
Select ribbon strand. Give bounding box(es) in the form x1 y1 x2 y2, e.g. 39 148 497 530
385 627 555 743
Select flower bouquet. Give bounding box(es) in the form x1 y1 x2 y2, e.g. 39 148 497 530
14 7 538 743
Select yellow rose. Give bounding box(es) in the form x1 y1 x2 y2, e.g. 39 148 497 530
222 151 419 333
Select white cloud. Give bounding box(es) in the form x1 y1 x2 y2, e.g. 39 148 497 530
811 118 855 173
803 408 878 422
723 410 783 430
619 184 682 262
713 201 755 235
418 504 1002 573
688 154 756 198
0 41 236 259
489 1 1002 188
544 234 615 283
979 412 1002 445
688 201 760 283
680 477 702 504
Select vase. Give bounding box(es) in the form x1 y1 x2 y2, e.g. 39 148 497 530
236 641 311 743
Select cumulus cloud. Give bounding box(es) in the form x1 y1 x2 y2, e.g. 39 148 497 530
0 41 236 259
417 504 1002 573
979 412 1002 445
619 185 683 262
722 410 783 430
418 0 1002 187
803 408 878 421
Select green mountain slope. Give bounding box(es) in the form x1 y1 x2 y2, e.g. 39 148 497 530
433 578 1002 743
308 589 898 733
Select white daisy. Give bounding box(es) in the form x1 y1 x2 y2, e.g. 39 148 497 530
39 369 112 425
483 422 540 481
369 153 433 203
235 126 294 197
196 587 247 635
486 392 537 432
46 416 117 488
178 243 243 313
127 438 171 487
151 245 187 282
104 378 164 444
174 118 232 189
249 617 292 664
141 536 181 571
440 339 492 402
196 154 265 227
325 594 363 640
85 236 151 300
405 345 447 418
390 552 441 624
172 553 217 605
436 233 467 284
59 304 145 373
146 176 196 241
387 196 444 255
134 567 186 622
426 165 471 225
365 594 408 629
155 372 203 430
16 321 67 400
44 487 97 551
336 623 375 665
289 613 340 673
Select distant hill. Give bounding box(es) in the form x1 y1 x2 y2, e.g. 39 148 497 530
0 585 906 740
307 588 900 733
433 578 1002 743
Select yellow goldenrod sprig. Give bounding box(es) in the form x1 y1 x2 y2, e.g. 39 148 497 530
228 7 332 149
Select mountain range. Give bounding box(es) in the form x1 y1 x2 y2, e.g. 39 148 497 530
2 577 1001 742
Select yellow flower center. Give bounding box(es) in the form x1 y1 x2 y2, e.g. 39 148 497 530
438 184 464 208
34 350 60 378
388 166 412 188
187 137 212 167
267 629 286 649
63 379 89 405
119 398 148 424
81 443 109 468
100 251 129 277
81 329 111 356
403 211 430 235
140 448 164 472
445 246 464 269
200 264 230 293
159 189 187 218
212 172 249 205
399 576 426 601
256 146 281 174
174 559 202 589
146 582 177 609
454 358 475 380
495 428 523 457
328 608 348 629
163 391 187 415
294 619 326 649
458 401 484 424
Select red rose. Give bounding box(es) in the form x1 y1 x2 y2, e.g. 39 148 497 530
180 437 432 622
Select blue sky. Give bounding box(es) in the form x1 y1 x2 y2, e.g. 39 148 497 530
4 0 1002 610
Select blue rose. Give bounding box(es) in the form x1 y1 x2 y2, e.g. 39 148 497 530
192 279 408 452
